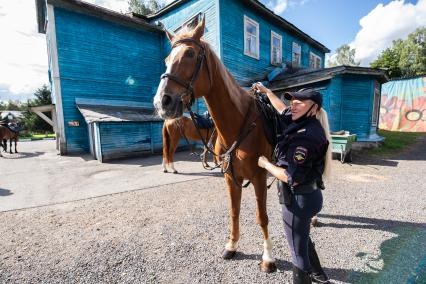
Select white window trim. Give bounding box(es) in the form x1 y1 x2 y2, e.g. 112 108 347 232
174 13 203 34
270 31 282 66
309 52 322 69
243 15 259 60
292 42 301 66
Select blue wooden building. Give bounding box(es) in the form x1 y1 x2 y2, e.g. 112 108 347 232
39 0 390 160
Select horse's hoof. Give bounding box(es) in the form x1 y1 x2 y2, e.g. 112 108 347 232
163 169 168 173
222 249 236 260
260 261 277 273
172 170 178 174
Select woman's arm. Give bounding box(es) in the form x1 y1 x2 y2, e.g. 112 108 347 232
252 82 287 113
258 156 289 183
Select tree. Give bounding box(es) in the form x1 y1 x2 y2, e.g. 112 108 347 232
22 85 53 133
128 0 164 16
327 44 360 67
370 27 426 79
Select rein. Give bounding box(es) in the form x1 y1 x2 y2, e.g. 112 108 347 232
161 37 259 186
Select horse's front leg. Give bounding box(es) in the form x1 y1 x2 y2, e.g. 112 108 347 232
222 174 243 259
14 139 18 153
9 139 12 154
252 172 277 273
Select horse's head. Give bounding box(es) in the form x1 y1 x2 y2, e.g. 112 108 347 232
154 17 211 119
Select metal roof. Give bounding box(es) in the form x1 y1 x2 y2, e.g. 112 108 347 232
36 0 163 34
268 65 389 91
75 98 162 124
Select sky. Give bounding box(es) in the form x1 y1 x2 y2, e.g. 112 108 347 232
0 0 425 102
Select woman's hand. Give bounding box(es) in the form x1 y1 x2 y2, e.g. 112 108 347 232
258 155 270 169
252 82 269 94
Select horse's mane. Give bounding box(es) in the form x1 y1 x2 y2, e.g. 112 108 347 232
172 31 251 116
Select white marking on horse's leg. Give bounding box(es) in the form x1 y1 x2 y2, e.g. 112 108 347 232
262 238 275 263
162 158 168 172
225 240 239 251
170 162 177 173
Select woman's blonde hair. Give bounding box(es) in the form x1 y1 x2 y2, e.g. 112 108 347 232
316 108 332 180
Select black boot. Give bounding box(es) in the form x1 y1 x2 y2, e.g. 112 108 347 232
308 238 330 283
293 265 312 284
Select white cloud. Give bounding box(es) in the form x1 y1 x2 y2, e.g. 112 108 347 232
351 0 426 66
0 0 49 101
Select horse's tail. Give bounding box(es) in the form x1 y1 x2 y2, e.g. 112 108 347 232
162 121 171 164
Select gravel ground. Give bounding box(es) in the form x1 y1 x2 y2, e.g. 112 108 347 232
1 136 425 283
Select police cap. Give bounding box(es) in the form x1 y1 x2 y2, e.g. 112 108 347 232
284 88 323 108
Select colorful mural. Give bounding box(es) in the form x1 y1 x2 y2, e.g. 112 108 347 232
380 76 426 132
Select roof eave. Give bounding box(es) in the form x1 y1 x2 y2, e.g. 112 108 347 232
37 0 163 34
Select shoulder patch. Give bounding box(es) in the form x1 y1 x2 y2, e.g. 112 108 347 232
293 146 308 164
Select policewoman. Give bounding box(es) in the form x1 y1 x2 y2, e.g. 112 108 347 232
253 83 332 284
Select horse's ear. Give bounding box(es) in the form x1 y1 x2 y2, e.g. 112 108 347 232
192 14 205 41
165 29 174 43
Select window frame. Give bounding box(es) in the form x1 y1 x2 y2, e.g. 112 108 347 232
372 81 381 127
243 15 260 60
292 42 301 67
270 31 282 66
309 52 322 69
174 13 203 34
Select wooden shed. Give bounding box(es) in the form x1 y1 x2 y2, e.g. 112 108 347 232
268 66 389 142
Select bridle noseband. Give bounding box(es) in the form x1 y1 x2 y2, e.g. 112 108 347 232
160 38 207 109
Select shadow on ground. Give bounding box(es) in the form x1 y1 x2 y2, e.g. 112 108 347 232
0 188 13 197
317 214 426 283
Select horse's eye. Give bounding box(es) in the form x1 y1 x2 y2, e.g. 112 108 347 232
184 49 195 58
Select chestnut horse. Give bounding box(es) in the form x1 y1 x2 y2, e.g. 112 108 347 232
162 116 218 173
0 126 19 157
154 18 276 272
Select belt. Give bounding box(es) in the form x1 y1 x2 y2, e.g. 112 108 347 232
292 182 318 194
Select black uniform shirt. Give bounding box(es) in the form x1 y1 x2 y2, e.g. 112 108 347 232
274 111 328 186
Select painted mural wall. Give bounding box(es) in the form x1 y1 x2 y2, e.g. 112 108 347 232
380 76 426 132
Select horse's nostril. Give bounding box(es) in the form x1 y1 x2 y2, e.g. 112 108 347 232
162 95 172 107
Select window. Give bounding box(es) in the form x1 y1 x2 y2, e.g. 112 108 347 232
292 42 301 66
372 81 381 126
271 31 282 65
174 13 203 34
309 52 322 69
244 16 259 59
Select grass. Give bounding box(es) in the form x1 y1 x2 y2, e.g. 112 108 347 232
365 130 425 157
19 133 56 140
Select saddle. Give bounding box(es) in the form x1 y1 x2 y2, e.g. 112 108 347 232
0 122 20 133
254 92 286 148
192 112 214 129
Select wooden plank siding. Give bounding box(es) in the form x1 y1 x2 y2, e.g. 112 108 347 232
220 0 325 86
341 75 375 138
98 122 154 161
54 7 164 153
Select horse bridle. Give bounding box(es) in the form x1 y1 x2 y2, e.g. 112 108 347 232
160 38 260 187
160 38 208 109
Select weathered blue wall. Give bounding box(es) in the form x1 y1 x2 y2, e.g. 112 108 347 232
341 75 375 138
220 0 325 85
98 121 163 161
54 7 164 153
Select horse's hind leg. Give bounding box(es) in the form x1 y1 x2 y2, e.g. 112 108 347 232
2 139 7 152
9 139 12 154
222 174 243 259
14 139 18 153
252 173 277 273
